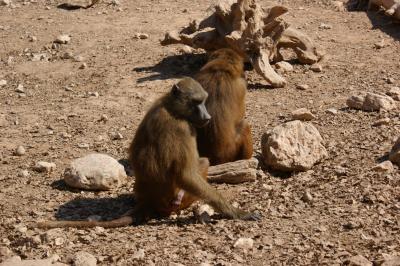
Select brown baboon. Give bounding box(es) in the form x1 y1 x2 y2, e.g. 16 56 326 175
37 77 259 229
195 48 253 166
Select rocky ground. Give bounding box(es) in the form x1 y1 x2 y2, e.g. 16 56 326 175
0 0 399 265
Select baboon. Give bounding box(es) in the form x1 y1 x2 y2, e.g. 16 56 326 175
37 77 259 229
195 48 253 165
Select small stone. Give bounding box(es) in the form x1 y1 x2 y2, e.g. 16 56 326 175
61 51 74 59
132 249 145 260
386 87 400 101
233 238 254 250
310 63 323 72
15 145 26 156
79 63 87 69
134 33 149 39
301 190 313 203
374 40 386 49
19 170 30 178
54 34 71 44
373 118 390 126
319 23 332 29
387 77 395 84
34 161 56 173
333 1 345 11
372 161 394 173
326 108 338 115
74 55 84 62
334 166 347 176
73 251 97 266
88 91 99 97
64 153 127 190
296 84 309 90
291 108 316 121
0 0 11 6
347 93 396 111
31 53 48 62
15 84 24 93
54 237 64 246
345 255 372 266
60 132 72 139
194 204 214 223
0 79 7 87
29 35 37 42
14 224 27 234
275 61 293 72
111 132 123 140
99 114 108 122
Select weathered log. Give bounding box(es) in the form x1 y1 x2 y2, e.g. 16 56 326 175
207 158 258 184
161 0 323 88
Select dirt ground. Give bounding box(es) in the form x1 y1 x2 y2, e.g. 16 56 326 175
1 0 400 265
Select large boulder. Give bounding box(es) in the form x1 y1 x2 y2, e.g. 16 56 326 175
261 120 328 171
64 153 127 190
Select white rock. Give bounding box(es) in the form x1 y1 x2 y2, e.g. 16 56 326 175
347 92 396 111
19 170 30 178
64 153 127 190
291 108 316 121
15 84 24 93
0 255 67 266
34 161 56 173
389 137 400 166
261 120 328 172
54 237 64 246
319 23 332 29
326 108 338 115
345 255 372 266
371 161 394 173
386 86 400 101
54 34 71 44
296 84 309 90
111 132 123 140
194 204 214 223
15 145 25 156
233 238 254 249
132 249 145 260
73 251 97 266
0 79 7 87
275 61 293 72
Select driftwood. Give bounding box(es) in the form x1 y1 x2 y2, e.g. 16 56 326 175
207 158 258 184
161 0 322 88
348 0 400 19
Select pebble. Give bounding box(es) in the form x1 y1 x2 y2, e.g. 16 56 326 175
134 33 149 39
99 114 108 122
14 224 27 234
373 118 390 126
74 55 84 62
291 108 316 121
34 161 56 173
15 145 26 156
296 84 309 90
275 61 294 72
0 79 7 87
0 0 11 6
326 108 338 115
88 91 99 97
79 63 88 69
371 161 394 173
54 237 64 246
29 35 37 42
111 132 123 140
386 86 400 101
334 166 347 176
61 51 74 59
319 23 332 29
73 251 97 266
301 190 313 203
194 204 214 223
310 63 323 72
19 170 30 178
387 77 395 84
374 40 386 49
54 34 71 44
233 238 254 250
15 84 24 93
132 249 145 260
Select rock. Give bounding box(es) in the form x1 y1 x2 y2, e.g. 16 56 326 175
296 84 309 91
79 63 87 69
373 118 390 126
334 166 347 176
387 78 395 84
19 170 30 178
319 23 332 29
345 255 372 266
0 0 11 6
0 246 12 258
233 238 254 250
374 40 386 49
0 255 67 266
310 63 323 72
275 61 293 72
61 51 74 59
389 137 400 166
73 251 97 266
34 161 56 173
376 255 400 266
111 132 123 140
132 249 145 260
15 84 24 93
333 1 345 11
88 91 99 97
371 161 394 173
326 108 338 115
194 204 214 223
386 87 400 101
64 153 127 190
54 237 64 246
0 79 7 87
29 35 37 42
301 190 313 203
261 120 328 172
14 146 26 156
134 33 149 39
291 108 316 121
179 45 193 54
74 55 85 62
54 34 71 44
346 93 396 111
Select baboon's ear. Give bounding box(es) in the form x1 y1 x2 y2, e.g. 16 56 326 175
171 84 182 97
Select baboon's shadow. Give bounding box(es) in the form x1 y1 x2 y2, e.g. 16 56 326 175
133 53 208 83
54 194 135 221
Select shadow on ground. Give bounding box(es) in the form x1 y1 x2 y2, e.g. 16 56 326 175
133 53 208 83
